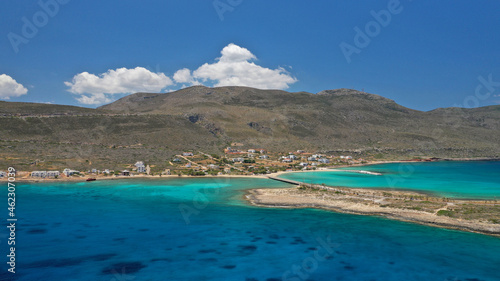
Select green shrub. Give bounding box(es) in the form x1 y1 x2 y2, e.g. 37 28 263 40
437 210 454 217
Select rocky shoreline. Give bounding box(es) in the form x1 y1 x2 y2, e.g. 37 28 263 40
245 187 500 237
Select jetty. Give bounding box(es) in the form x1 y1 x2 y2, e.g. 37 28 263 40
329 169 382 175
267 176 301 185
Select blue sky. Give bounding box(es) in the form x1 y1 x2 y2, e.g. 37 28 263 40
1 0 500 110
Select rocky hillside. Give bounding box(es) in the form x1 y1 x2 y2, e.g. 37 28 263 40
1 86 499 170
99 86 500 155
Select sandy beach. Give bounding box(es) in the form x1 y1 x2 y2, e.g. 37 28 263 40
3 173 269 183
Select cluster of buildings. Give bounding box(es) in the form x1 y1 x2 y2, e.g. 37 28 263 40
29 168 82 178
26 160 153 179
280 153 331 164
224 147 267 155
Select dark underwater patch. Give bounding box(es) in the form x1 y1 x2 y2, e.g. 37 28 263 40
344 265 356 271
89 254 117 261
26 253 117 269
27 228 47 234
199 258 218 262
101 261 146 275
151 258 172 262
269 234 280 239
27 258 82 268
239 245 257 254
198 249 217 254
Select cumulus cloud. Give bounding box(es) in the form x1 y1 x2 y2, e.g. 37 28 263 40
181 43 297 89
65 67 173 105
66 44 297 105
173 68 194 84
0 74 28 100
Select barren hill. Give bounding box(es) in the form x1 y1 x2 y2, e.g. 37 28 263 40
1 86 499 170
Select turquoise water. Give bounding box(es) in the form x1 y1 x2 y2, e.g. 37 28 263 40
280 161 500 199
2 173 500 280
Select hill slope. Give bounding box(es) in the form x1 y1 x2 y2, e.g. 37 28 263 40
99 86 500 154
1 86 499 170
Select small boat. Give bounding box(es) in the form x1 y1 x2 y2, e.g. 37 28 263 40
86 178 96 181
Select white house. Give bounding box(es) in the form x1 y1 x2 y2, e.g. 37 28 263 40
31 171 47 178
63 168 79 176
135 161 146 173
259 155 269 159
340 156 353 160
318 158 330 164
248 149 256 153
46 171 60 178
182 152 194 157
299 162 308 167
208 164 219 170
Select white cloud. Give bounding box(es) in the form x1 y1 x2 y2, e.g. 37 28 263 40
65 67 173 105
180 43 297 89
219 43 256 62
173 68 194 84
75 94 113 105
66 44 297 105
0 74 28 100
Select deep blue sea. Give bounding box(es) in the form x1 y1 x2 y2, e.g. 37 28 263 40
280 161 500 199
2 162 500 280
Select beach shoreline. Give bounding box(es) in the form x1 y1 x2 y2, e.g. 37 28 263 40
4 157 499 183
0 161 370 183
3 173 269 183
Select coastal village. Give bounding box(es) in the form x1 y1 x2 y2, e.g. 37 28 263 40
0 143 370 180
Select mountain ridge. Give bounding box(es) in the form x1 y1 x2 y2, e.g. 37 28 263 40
1 86 499 170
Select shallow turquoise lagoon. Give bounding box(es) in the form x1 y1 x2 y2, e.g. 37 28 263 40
280 161 500 199
2 174 500 280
